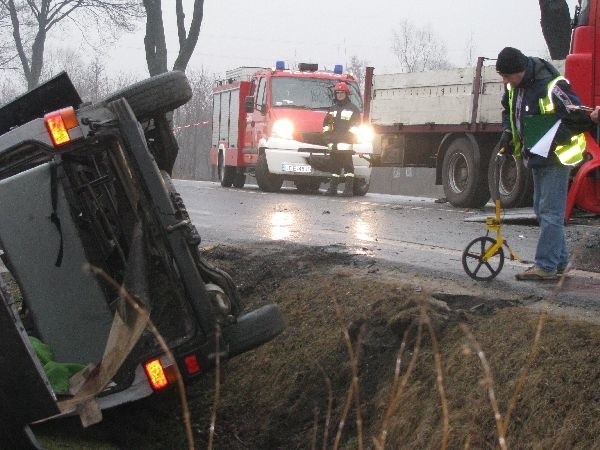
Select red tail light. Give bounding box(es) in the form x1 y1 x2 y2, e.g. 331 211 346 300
44 107 81 147
183 354 202 375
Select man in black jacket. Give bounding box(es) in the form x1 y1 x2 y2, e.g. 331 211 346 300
322 82 361 196
496 47 593 280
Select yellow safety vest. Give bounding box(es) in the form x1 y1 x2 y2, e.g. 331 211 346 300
508 76 585 166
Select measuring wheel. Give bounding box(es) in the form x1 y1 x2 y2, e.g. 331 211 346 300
462 236 505 281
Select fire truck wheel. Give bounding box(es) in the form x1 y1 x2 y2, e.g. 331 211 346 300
294 178 321 194
256 153 283 192
218 153 235 187
353 178 370 196
442 137 490 208
233 169 246 188
103 71 192 121
487 153 533 208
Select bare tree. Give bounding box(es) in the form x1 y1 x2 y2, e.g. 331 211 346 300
143 0 204 76
0 0 143 90
172 69 214 180
391 19 453 73
539 0 572 59
464 32 477 67
347 55 368 93
142 0 206 176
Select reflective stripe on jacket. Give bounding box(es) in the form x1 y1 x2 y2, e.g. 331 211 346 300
508 76 585 166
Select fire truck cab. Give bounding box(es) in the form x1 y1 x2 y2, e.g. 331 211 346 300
209 62 373 195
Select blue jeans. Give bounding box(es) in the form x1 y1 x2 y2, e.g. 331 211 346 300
532 164 571 272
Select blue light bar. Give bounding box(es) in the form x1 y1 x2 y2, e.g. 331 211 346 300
334 64 343 74
275 60 286 70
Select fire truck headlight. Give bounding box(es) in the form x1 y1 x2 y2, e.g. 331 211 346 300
351 124 375 144
272 119 295 139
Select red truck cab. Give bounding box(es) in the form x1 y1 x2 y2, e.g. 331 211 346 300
565 0 600 218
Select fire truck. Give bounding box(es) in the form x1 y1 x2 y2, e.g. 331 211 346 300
363 0 600 219
209 62 373 195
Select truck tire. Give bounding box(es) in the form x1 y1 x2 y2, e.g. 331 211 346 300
218 153 235 187
255 153 283 192
488 153 533 208
233 168 246 188
103 71 192 121
223 304 285 358
353 178 370 196
442 137 490 208
294 178 321 194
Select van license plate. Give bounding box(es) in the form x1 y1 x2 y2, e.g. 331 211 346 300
281 163 312 173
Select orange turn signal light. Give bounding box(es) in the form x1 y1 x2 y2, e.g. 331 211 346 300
144 358 169 390
44 107 79 147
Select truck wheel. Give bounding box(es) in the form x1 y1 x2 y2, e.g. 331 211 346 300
294 178 321 194
233 168 246 188
255 153 283 192
353 178 370 196
488 154 533 208
218 153 235 187
223 304 285 358
103 71 192 121
442 137 490 208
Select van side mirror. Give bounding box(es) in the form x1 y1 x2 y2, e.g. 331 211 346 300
245 96 255 113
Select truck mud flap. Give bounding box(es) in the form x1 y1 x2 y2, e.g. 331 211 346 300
223 304 285 358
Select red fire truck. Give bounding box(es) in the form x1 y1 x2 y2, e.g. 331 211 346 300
209 62 373 195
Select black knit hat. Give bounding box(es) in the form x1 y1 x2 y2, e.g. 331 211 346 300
496 47 528 74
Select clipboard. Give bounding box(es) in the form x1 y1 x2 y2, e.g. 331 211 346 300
523 114 558 148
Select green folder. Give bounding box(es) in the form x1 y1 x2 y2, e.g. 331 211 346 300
523 114 559 148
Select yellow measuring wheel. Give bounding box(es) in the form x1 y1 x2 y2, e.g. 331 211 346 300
461 152 520 281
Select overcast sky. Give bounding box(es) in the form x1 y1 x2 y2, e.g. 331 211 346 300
101 0 579 78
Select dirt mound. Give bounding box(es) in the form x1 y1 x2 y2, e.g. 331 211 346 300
35 242 600 449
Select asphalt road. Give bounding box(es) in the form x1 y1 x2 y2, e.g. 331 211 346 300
175 180 600 320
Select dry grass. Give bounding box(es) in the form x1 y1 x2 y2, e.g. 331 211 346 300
32 244 600 449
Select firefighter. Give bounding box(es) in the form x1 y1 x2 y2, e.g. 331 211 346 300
322 82 361 196
495 46 593 280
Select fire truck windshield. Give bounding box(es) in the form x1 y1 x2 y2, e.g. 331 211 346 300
270 77 362 111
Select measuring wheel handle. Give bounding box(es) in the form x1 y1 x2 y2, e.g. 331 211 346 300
461 236 505 281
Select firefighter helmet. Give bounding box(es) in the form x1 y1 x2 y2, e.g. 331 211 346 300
334 82 350 93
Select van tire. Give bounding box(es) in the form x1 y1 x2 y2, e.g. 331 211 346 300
256 153 283 192
223 304 285 358
103 71 192 121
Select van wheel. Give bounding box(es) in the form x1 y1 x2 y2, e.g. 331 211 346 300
294 178 321 194
223 304 285 358
488 153 533 208
255 153 283 192
442 137 490 208
353 178 370 196
103 71 192 121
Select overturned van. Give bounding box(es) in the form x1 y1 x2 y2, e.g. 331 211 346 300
0 71 285 447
